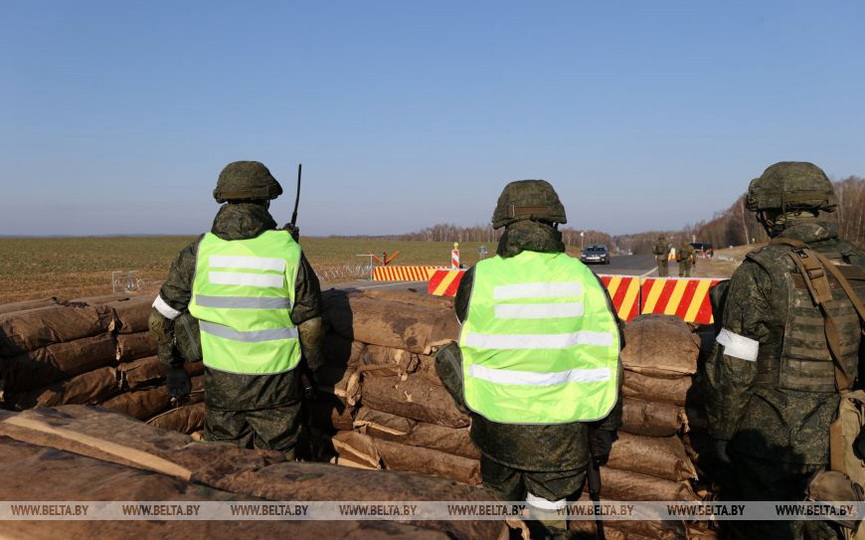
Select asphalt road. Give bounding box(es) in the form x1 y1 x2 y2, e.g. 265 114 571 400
330 254 658 291
586 254 657 276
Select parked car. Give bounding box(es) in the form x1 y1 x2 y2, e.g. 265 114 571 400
580 244 610 265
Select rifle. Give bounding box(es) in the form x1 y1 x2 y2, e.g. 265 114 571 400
587 430 606 540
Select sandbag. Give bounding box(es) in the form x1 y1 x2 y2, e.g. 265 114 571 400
373 437 481 485
332 430 381 468
102 375 204 420
106 294 156 334
601 467 699 501
2 333 117 392
621 397 687 437
355 407 479 459
360 287 455 309
0 437 453 540
116 331 157 362
621 314 700 377
8 366 120 409
324 292 459 354
607 432 697 481
361 344 420 377
361 373 470 428
570 507 687 540
622 370 693 406
0 297 63 315
147 402 206 434
118 356 204 390
0 304 114 355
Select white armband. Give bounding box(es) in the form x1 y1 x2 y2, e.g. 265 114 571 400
152 295 182 320
716 328 759 362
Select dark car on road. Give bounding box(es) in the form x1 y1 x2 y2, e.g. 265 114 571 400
580 244 610 265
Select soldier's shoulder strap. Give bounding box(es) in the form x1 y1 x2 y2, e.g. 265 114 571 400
770 236 865 390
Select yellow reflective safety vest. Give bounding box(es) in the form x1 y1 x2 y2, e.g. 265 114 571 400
189 230 301 375
459 251 620 424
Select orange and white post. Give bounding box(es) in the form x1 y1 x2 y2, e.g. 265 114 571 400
451 242 460 268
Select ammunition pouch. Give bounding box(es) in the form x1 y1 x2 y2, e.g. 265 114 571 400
806 470 864 531
174 311 202 364
434 341 468 413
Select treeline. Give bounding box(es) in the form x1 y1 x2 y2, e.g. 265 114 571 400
399 176 865 253
399 224 611 249
691 175 865 249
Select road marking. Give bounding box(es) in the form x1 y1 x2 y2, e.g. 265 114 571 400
640 267 657 278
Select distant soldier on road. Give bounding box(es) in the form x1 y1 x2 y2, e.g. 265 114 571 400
437 179 623 539
148 161 324 459
653 235 671 277
677 241 696 277
706 162 865 539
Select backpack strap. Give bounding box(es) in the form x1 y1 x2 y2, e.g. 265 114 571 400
770 237 865 390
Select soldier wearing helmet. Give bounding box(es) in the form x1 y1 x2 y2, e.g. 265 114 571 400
706 162 865 539
149 161 324 458
440 179 623 538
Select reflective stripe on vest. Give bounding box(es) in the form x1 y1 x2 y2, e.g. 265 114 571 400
459 251 620 424
189 230 302 375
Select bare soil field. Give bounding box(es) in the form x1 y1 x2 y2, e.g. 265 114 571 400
0 236 493 303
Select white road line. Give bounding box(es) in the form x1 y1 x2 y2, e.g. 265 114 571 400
639 267 658 278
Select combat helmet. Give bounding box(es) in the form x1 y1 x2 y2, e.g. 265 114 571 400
213 161 283 203
745 162 837 214
492 179 567 229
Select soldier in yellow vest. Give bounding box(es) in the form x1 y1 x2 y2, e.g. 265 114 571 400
445 180 623 539
148 161 324 458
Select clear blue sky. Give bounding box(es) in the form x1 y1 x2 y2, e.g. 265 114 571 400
2 1 863 236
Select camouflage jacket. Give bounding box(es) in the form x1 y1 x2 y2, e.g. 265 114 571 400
652 242 670 260
705 220 865 465
455 220 624 472
149 202 323 411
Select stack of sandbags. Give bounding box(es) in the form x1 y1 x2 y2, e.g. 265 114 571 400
577 313 711 539
0 295 206 436
318 288 482 484
0 405 509 540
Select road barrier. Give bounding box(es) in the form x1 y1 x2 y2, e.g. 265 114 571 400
427 269 465 296
424 270 724 325
640 277 720 324
373 266 442 282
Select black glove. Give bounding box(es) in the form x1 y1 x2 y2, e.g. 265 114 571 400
166 367 191 398
590 429 617 467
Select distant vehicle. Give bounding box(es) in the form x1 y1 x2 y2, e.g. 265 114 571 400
581 244 610 265
691 242 714 259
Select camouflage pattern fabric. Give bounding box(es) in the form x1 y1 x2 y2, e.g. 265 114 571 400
453 220 623 473
149 201 323 451
204 400 304 458
212 160 283 203
677 243 695 277
706 219 865 539
491 179 567 230
653 240 671 277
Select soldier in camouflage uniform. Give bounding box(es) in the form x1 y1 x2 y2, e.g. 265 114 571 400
706 162 865 539
448 180 623 539
653 235 671 277
149 161 324 458
677 241 696 277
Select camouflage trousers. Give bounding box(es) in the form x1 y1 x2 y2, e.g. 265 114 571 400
723 453 839 540
204 401 303 459
678 261 692 277
657 259 669 277
481 455 586 540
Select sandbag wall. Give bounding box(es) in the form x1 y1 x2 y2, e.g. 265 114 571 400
316 288 480 484
0 294 205 434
